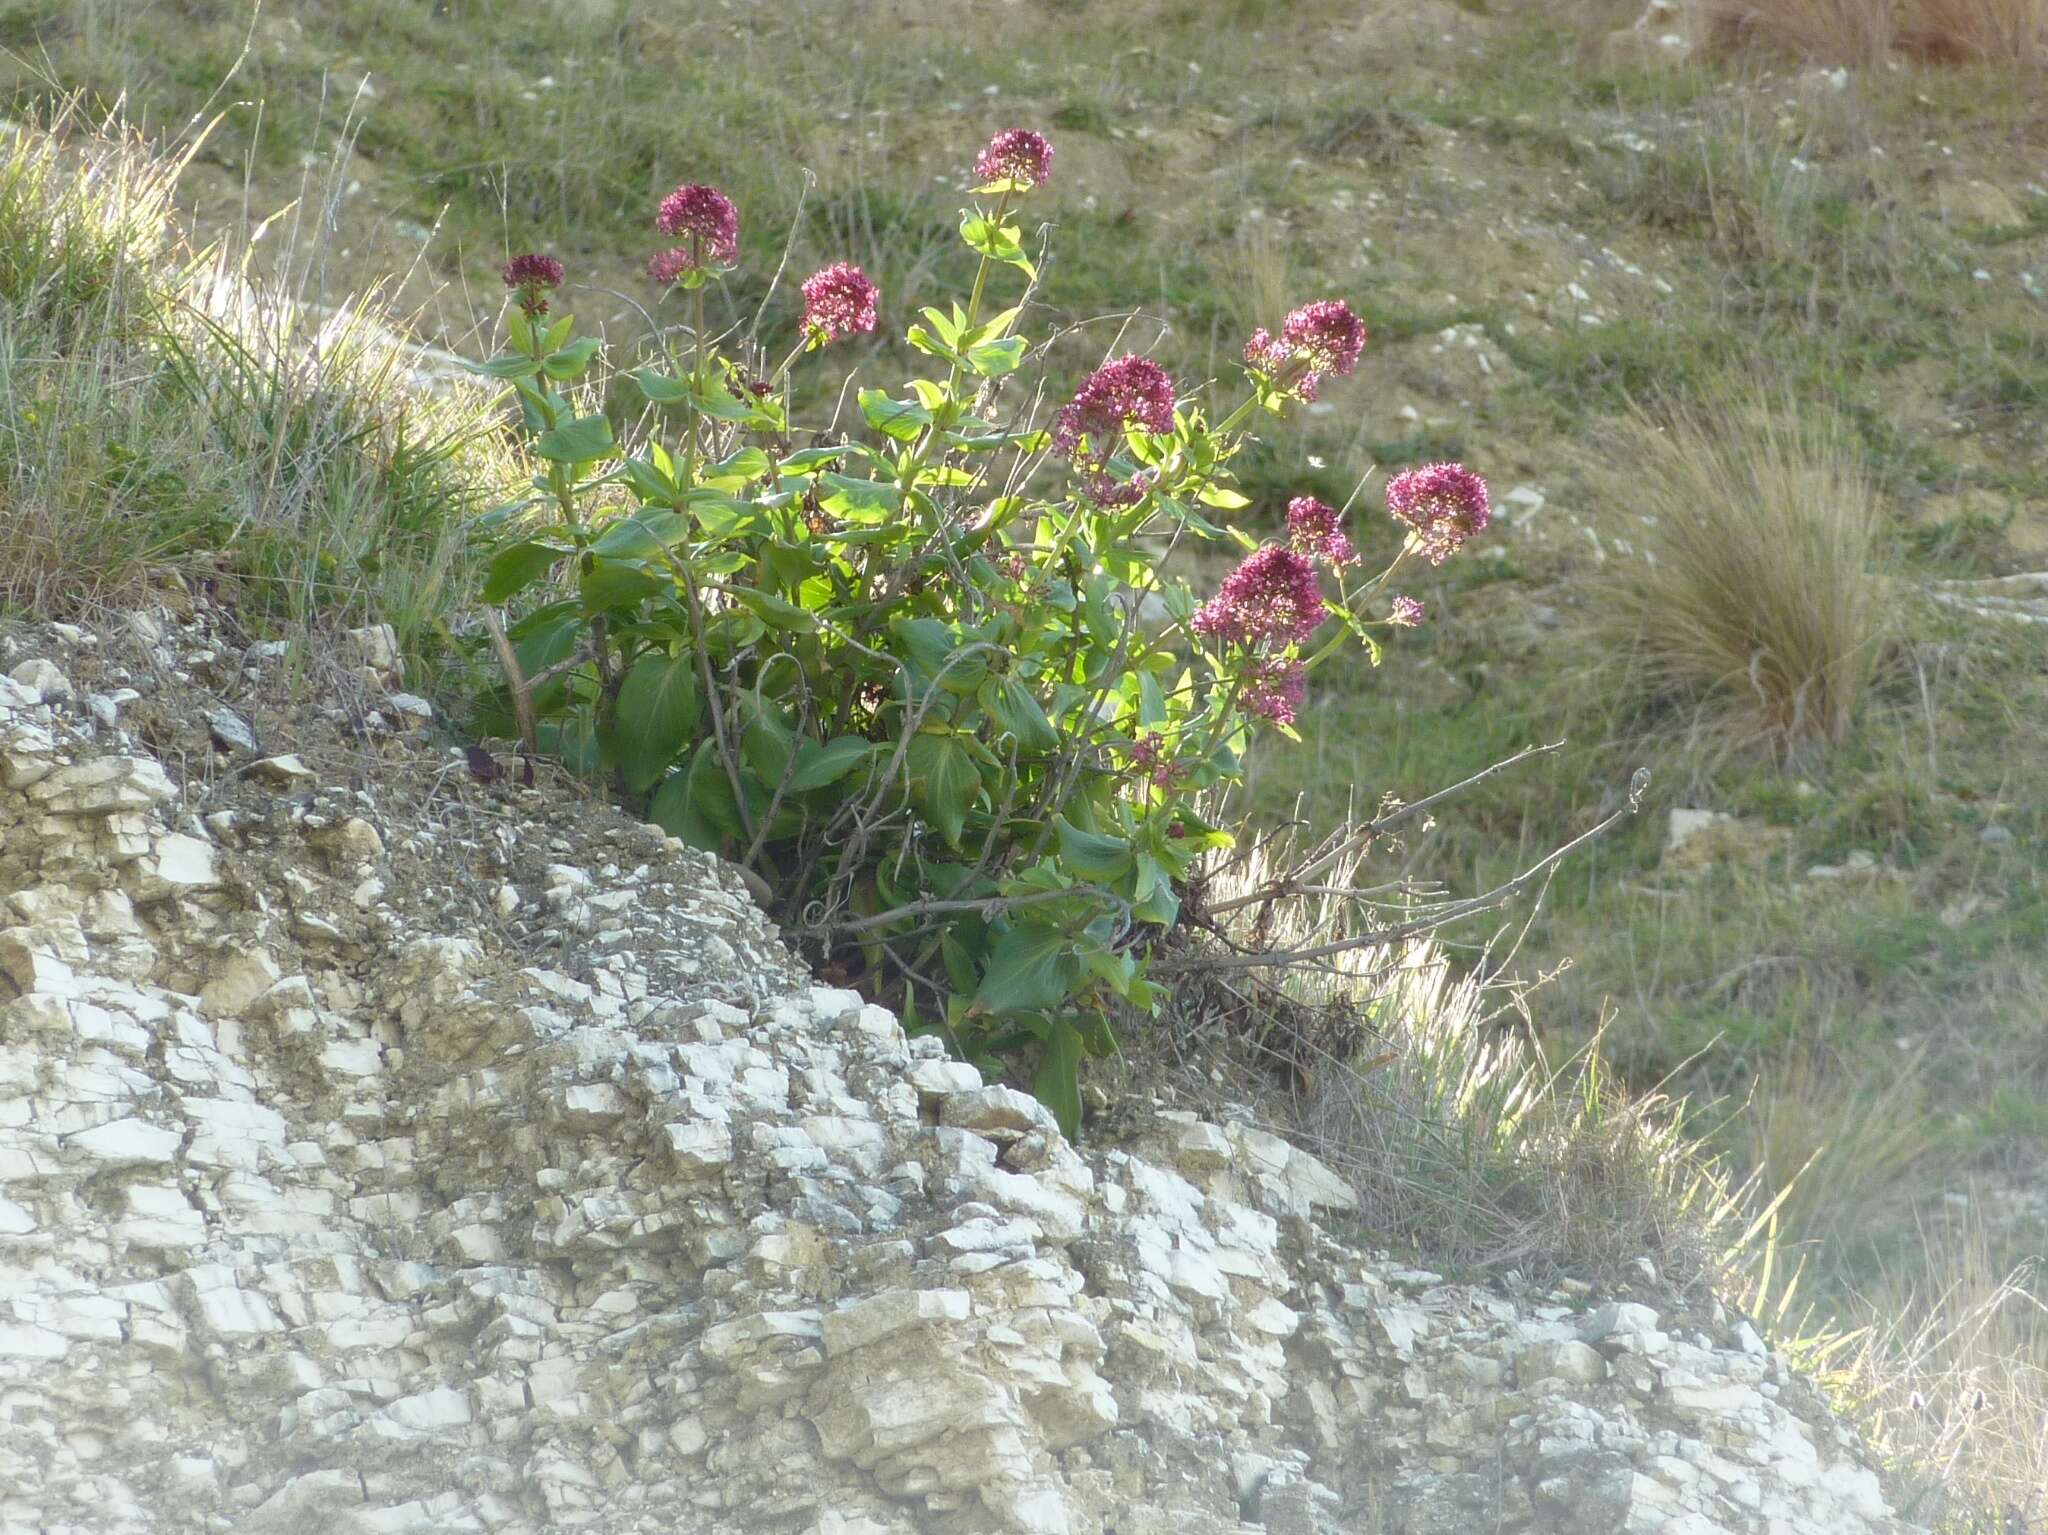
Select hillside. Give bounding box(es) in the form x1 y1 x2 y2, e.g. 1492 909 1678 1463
2 0 2045 1523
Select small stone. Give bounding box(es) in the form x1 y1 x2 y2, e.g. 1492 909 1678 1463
130 833 220 899
250 754 315 785
27 756 176 814
10 658 71 699
1980 823 2015 849
386 692 433 721
821 1288 971 1355
208 709 260 755
347 623 402 678
66 1117 182 1166
313 817 385 863
200 949 283 1017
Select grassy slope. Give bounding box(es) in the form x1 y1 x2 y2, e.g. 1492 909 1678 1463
7 0 2045 1314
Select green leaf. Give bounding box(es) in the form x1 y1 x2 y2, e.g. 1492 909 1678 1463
535 414 615 464
700 446 771 491
919 304 965 346
649 737 745 843
635 368 690 404
482 540 566 604
691 379 755 422
537 712 601 776
787 735 873 793
1196 482 1250 510
471 354 541 380
859 389 932 442
648 765 718 852
942 929 983 994
578 556 664 614
742 706 796 788
543 314 573 351
541 336 603 379
979 675 1058 753
1033 1020 1086 1140
895 617 987 695
907 732 979 846
1138 671 1168 726
591 509 692 559
1055 816 1134 883
965 336 1027 378
818 474 903 525
959 211 1035 279
726 585 817 632
780 445 850 472
976 920 1078 1015
608 652 702 793
907 326 965 367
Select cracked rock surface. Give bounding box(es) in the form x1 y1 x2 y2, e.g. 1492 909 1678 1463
0 612 1916 1535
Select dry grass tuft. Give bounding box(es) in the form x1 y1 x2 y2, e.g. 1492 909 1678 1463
1590 397 1893 752
1131 811 1761 1289
0 108 512 677
1810 1225 2048 1532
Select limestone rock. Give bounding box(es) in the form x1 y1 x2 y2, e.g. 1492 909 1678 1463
0 607 1923 1535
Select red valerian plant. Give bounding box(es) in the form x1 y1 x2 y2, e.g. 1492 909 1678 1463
474 136 1490 1133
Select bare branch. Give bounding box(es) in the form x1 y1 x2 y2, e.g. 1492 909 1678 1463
1205 740 1567 918
1162 768 1649 976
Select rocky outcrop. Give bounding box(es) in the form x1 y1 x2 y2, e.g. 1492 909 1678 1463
0 616 1915 1535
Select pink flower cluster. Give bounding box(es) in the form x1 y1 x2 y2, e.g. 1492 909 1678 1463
1243 299 1367 403
500 252 564 316
1285 495 1357 567
1053 356 1176 505
1385 462 1491 566
800 262 880 343
1240 657 1307 726
650 183 740 281
974 129 1054 191
1388 595 1426 628
1127 736 1182 788
1191 545 1326 649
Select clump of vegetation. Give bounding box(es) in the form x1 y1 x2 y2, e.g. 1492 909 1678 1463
471 129 1522 1132
0 108 504 661
1589 399 1893 750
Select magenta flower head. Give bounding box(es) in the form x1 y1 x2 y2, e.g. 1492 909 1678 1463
1388 595 1426 628
1127 736 1180 789
654 183 740 270
1191 545 1326 649
799 262 880 345
1385 462 1491 566
1053 355 1177 505
1054 356 1176 457
974 129 1054 193
1243 299 1367 404
501 252 564 317
1241 657 1308 726
1285 495 1357 567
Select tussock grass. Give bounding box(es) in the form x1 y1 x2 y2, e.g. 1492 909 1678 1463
0 110 513 676
1590 398 1893 750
